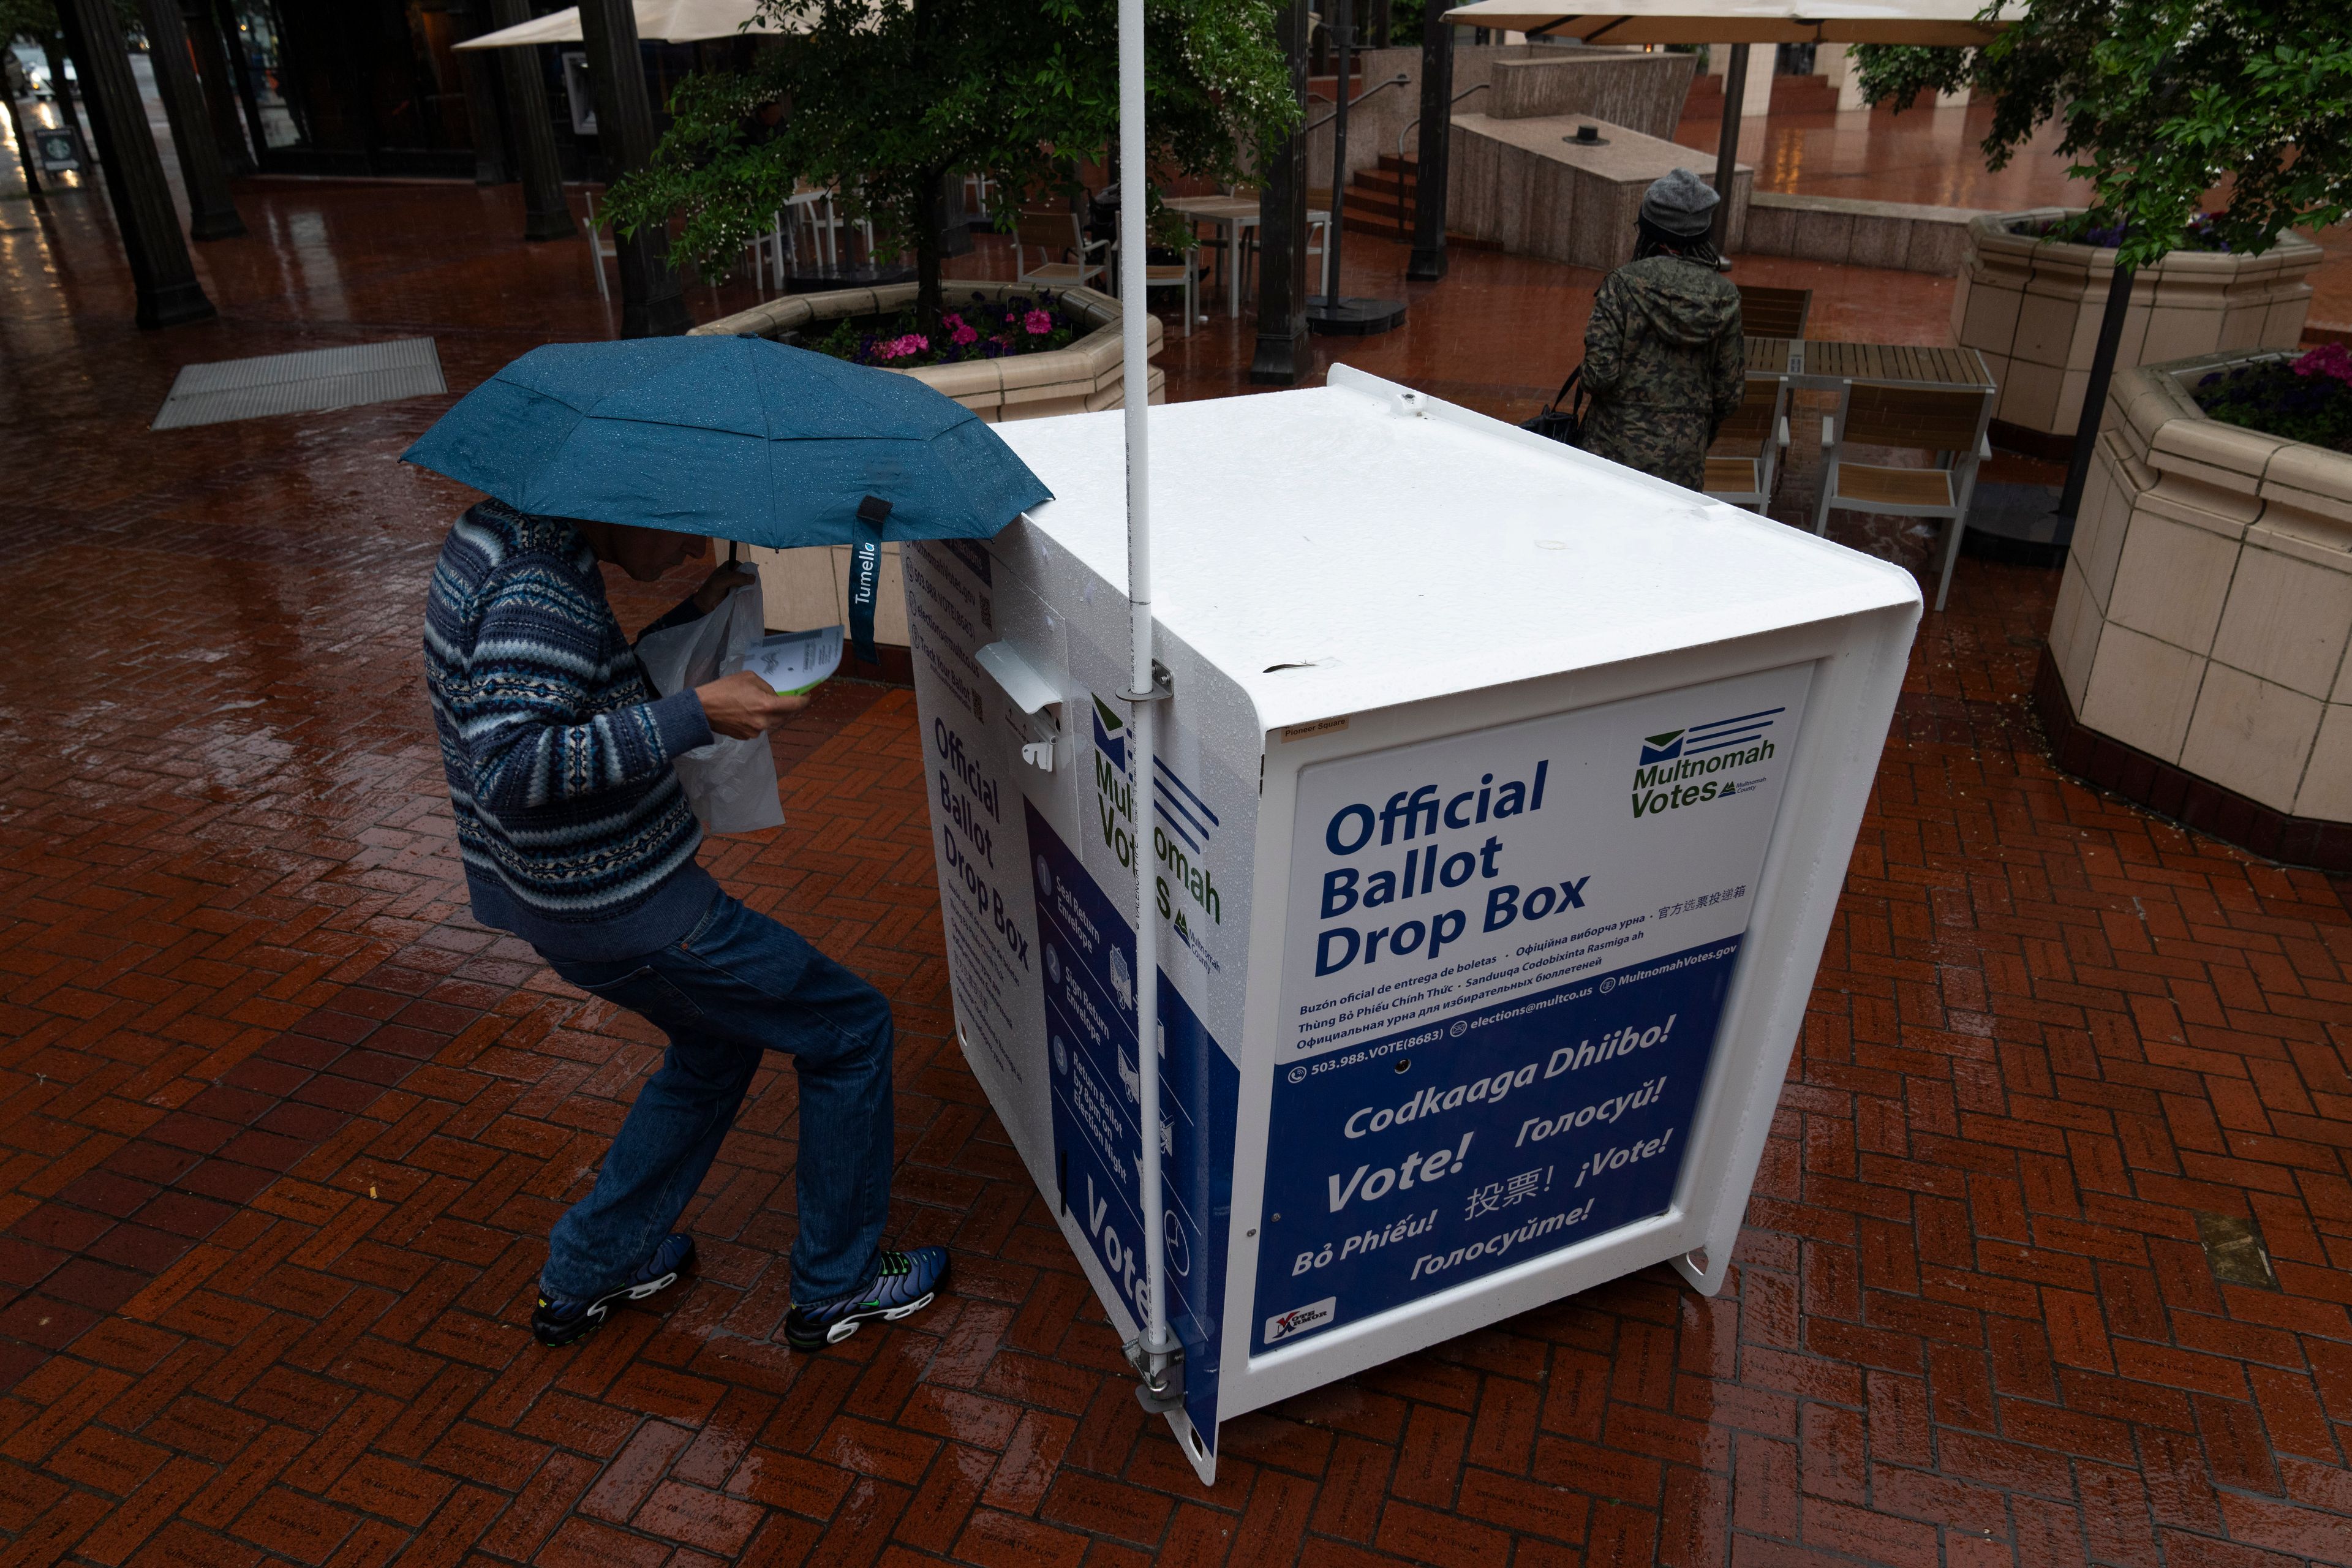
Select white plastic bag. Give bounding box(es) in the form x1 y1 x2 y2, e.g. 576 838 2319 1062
635 570 786 835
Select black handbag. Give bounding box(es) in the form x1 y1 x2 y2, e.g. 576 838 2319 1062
1521 366 1586 447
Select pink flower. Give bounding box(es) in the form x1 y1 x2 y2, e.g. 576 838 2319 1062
951 322 979 346
875 333 929 361
1024 309 1054 336
2291 342 2352 386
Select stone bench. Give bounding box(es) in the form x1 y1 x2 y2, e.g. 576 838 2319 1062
1739 192 1984 276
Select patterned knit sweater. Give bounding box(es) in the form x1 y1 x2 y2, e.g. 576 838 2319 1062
424 502 718 960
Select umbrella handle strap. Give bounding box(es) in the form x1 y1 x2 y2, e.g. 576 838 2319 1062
848 497 892 668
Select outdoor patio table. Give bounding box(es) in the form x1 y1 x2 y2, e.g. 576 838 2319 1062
1743 335 1794 382
1790 341 1996 393
1161 194 1337 316
1163 194 1262 319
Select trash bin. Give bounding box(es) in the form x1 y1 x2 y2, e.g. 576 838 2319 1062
905 365 1921 1482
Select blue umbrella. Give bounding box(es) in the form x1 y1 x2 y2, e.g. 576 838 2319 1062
401 336 1052 658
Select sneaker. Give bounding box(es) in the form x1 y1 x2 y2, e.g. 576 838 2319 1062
784 1247 950 1349
532 1233 696 1348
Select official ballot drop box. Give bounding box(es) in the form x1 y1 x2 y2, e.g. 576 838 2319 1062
904 366 1921 1481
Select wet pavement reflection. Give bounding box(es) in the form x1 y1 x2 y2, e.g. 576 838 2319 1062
1 138 2348 1567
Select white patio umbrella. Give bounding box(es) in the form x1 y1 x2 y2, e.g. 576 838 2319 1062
454 0 812 48
1440 0 2014 46
1441 2 2016 247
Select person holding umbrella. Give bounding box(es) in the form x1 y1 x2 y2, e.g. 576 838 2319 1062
407 336 1050 1350
1577 169 1746 494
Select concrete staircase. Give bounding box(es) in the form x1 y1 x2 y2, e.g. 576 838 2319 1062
1336 156 1501 249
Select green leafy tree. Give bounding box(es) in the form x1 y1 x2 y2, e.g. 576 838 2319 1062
1 0 141 47
1853 1 2352 268
606 0 1298 331
0 0 60 40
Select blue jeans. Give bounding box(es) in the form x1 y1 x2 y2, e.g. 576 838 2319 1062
538 892 894 1303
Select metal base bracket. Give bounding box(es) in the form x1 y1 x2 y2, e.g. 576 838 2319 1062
1122 659 1174 705
1126 1339 1186 1414
1306 295 1408 336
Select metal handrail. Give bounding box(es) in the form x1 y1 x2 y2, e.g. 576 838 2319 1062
1398 81 1491 163
1302 73 1412 135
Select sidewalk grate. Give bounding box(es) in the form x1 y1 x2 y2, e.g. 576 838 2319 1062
151 336 446 429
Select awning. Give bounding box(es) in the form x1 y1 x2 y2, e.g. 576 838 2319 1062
454 0 810 49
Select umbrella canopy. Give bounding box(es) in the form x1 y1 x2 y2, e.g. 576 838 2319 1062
454 0 812 48
400 336 1052 548
1439 0 2016 47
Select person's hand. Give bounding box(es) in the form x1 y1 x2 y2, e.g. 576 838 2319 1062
692 561 759 615
695 671 809 739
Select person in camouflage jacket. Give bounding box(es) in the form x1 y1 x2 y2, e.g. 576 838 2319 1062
1580 169 1746 493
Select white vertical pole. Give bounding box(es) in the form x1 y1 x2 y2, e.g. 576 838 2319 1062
1118 0 1170 1375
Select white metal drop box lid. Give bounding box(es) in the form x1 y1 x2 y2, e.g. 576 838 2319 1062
903 365 1920 1482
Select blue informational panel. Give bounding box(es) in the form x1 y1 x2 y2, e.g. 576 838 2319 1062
1032 802 1237 1452
1254 663 1814 1354
1253 937 1740 1352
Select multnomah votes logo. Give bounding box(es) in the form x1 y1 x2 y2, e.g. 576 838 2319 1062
1091 695 1126 772
1087 691 1226 968
1630 706 1785 818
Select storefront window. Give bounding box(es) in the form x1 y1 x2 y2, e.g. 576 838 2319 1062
231 2 304 149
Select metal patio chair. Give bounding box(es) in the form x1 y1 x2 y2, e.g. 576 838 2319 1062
1812 380 1996 612
1014 206 1109 290
1704 374 1792 514
1735 284 1812 341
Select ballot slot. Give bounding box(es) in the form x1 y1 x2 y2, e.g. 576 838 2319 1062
975 639 1065 771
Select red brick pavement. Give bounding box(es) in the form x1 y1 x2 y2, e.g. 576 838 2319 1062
2 176 2351 1567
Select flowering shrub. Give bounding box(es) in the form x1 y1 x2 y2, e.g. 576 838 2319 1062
2007 211 2234 252
2294 342 2352 388
810 291 1083 369
2192 348 2352 453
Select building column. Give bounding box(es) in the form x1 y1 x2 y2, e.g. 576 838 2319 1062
58 0 215 326
1406 14 1452 282
209 0 273 162
457 1 513 185
4 52 44 196
139 0 244 238
576 0 687 335
486 0 576 239
181 0 254 176
1707 42 1774 120
1250 0 1312 385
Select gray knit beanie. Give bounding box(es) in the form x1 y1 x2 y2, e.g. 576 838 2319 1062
1639 168 1719 237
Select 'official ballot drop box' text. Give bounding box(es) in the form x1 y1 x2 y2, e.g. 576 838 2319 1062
905 368 1920 1481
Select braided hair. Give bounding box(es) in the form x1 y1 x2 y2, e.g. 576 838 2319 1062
1634 214 1722 270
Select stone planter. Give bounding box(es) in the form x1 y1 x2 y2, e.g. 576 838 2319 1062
1951 211 2320 453
687 281 1163 666
2040 350 2352 869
